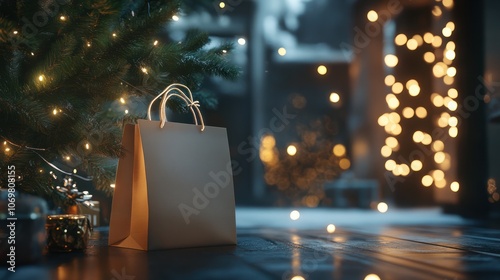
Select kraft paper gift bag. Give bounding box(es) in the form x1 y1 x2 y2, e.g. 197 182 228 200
108 83 236 250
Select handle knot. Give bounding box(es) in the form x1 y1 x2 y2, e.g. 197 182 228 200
147 83 205 132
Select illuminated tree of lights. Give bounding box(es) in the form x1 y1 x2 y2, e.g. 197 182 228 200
378 0 460 195
261 117 346 207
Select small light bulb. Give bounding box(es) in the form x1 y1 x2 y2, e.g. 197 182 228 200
87 42 91 47
38 75 44 82
125 109 129 114
327 224 336 233
172 15 179 21
85 143 90 150
60 16 66 21
31 52 35 56
219 1 226 9
73 169 77 174
13 30 18 35
110 184 116 188
112 33 117 37
290 210 300 220
120 97 125 104
153 40 158 46
238 38 246 45
278 47 287 56
53 108 58 115
367 10 378 22
330 92 340 103
377 202 388 213
141 67 148 74
65 156 70 160
317 65 328 75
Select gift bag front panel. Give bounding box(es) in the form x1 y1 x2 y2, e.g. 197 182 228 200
137 119 236 250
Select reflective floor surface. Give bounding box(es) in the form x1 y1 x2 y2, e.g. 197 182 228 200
2 208 500 280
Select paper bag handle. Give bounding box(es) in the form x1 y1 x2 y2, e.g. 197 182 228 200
147 83 205 132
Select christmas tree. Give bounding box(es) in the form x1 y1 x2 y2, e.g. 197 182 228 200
0 0 238 207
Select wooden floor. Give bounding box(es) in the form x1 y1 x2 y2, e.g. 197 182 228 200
2 208 500 280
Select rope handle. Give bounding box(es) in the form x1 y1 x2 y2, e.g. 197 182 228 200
147 83 205 132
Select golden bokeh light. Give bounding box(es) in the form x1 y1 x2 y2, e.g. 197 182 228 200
423 32 434 44
432 93 444 107
408 84 421 96
261 135 276 148
424 52 435 63
422 133 432 145
384 54 399 68
287 145 297 156
415 107 427 118
317 65 328 75
442 27 452 37
385 75 396 86
330 92 341 103
327 224 336 233
405 79 418 90
435 178 447 188
367 10 378 22
449 127 458 138
385 160 396 171
447 100 458 111
443 0 454 9
364 274 381 280
385 137 399 149
407 39 418 50
432 169 445 181
413 35 424 46
381 146 392 157
446 41 456 50
389 112 401 124
446 21 456 31
433 6 442 17
402 107 415 118
443 76 454 86
433 62 448 78
438 117 449 128
333 144 347 157
413 131 425 143
447 67 457 77
386 94 400 109
448 88 458 98
422 175 434 187
411 160 423 171
432 36 443 48
377 202 388 213
290 210 300 220
432 140 445 152
339 158 351 170
378 114 389 126
434 152 446 164
445 49 456 60
278 47 287 56
448 116 458 127
401 164 410 176
395 34 408 46
391 124 402 136
450 182 460 192
392 82 404 94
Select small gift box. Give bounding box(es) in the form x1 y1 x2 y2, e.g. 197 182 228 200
45 214 92 252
